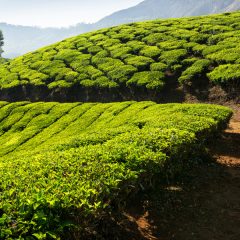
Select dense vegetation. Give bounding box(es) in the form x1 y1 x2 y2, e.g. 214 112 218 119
0 12 240 101
0 101 232 239
0 58 8 65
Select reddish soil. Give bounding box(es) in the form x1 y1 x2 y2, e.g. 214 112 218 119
116 105 240 240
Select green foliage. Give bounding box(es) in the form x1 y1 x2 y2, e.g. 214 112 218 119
1 12 240 93
150 62 167 72
95 76 119 88
158 40 187 50
127 71 165 90
0 101 232 239
206 47 240 63
179 59 211 84
140 46 161 58
48 80 73 89
107 65 137 83
125 55 154 70
207 64 240 84
143 33 173 45
0 58 8 65
109 44 133 59
159 49 187 67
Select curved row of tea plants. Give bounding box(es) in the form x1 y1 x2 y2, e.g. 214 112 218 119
0 11 240 98
0 101 232 239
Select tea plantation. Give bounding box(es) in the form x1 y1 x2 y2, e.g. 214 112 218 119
0 12 240 101
0 10 237 239
0 101 232 239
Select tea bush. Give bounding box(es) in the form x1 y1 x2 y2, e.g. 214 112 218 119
0 101 232 239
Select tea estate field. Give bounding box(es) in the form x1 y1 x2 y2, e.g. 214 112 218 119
0 12 240 101
0 101 232 239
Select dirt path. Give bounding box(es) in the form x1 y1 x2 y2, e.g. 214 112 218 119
116 105 240 240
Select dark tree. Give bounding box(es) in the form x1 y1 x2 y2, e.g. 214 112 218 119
0 30 4 57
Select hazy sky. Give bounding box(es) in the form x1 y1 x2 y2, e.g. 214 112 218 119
0 0 143 27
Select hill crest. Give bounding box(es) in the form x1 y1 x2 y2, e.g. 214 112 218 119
0 12 240 103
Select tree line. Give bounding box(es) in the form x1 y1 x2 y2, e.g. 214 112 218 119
0 30 4 58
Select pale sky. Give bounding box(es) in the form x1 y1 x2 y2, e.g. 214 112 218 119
0 0 143 28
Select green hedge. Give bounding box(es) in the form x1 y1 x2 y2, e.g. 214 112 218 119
0 101 232 239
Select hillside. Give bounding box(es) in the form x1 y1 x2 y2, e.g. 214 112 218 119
0 11 240 102
0 22 90 58
0 101 232 239
2 0 240 58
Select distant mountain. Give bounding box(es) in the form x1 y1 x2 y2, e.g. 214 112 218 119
0 23 92 58
96 0 240 27
1 0 240 58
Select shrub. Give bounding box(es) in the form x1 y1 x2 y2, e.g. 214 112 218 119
95 76 119 88
32 60 66 79
48 80 73 89
1 80 28 89
111 32 135 42
127 71 165 89
87 45 103 55
125 56 154 70
143 33 173 45
70 55 92 71
42 50 58 61
150 62 167 72
89 34 108 42
97 58 124 72
158 40 187 50
192 44 207 54
109 44 133 59
190 33 210 43
182 58 199 67
126 40 146 53
55 68 76 81
206 48 240 64
80 79 95 88
207 64 240 84
0 73 19 85
169 29 195 40
202 44 231 56
107 65 137 83
140 46 161 58
85 66 103 80
94 50 109 58
55 49 82 63
97 38 121 48
159 49 187 67
179 59 211 84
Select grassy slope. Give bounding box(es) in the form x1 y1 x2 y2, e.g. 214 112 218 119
0 101 232 239
0 12 240 101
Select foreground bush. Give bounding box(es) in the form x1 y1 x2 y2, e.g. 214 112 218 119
0 101 232 239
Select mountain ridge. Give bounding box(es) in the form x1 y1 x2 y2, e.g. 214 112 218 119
97 0 240 27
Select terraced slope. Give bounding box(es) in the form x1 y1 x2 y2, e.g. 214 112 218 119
0 12 240 102
0 101 232 239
